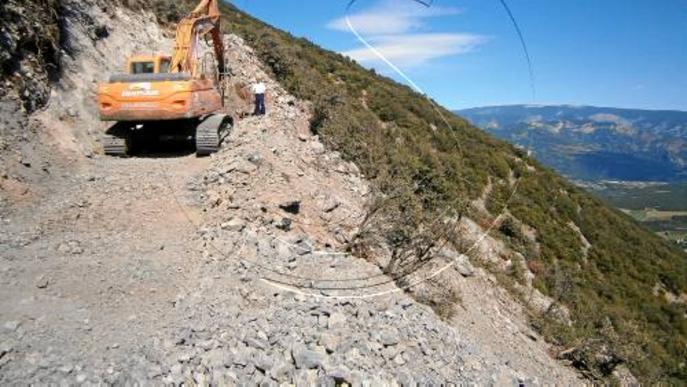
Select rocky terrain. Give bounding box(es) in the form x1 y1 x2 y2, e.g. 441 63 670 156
0 1 584 384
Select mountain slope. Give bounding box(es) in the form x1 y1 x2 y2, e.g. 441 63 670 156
213 3 687 383
456 105 687 182
1 0 583 384
1 0 686 383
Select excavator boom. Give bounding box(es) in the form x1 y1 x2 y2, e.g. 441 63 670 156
170 0 225 77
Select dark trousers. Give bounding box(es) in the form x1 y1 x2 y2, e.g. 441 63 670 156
254 93 266 115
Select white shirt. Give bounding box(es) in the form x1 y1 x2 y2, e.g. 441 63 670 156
251 82 266 94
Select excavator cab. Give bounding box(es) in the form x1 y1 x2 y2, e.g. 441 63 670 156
127 55 172 74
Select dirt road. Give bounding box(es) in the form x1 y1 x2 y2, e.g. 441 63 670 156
0 151 213 381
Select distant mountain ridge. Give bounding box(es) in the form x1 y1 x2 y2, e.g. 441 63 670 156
456 105 687 182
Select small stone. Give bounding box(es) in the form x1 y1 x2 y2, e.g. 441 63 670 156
317 315 329 327
233 350 249 367
276 218 292 231
191 321 207 332
244 336 267 350
169 363 183 377
455 256 475 277
221 218 245 232
328 312 346 329
255 353 274 372
75 374 87 383
295 239 313 256
440 247 474 277
57 243 70 254
269 361 292 382
0 342 13 358
398 298 413 310
175 329 192 345
35 275 49 289
148 364 163 378
327 366 352 384
310 142 325 154
3 321 20 332
177 352 193 363
323 199 340 213
319 333 339 354
57 240 83 255
203 348 230 368
396 371 415 386
378 329 400 346
292 347 325 369
197 339 215 350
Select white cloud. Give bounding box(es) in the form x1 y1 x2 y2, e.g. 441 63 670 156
342 33 487 67
328 0 463 35
327 0 486 68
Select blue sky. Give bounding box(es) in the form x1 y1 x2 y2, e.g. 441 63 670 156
230 0 687 111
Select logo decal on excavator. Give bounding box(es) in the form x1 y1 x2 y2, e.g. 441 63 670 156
122 83 160 97
130 82 151 90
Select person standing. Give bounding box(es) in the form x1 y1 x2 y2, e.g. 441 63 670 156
251 80 266 116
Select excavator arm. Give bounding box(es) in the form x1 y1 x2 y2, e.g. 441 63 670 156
169 0 226 79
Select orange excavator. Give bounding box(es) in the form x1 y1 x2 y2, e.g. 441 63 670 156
97 0 231 156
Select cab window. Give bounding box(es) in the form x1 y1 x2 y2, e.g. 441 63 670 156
131 62 155 74
159 58 171 73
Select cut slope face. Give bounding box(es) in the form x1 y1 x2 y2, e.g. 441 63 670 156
0 1 581 385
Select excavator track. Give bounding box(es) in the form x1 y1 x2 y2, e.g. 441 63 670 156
102 123 131 157
196 114 231 156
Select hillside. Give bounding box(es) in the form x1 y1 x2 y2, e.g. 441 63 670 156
0 0 579 384
1 0 686 384
456 105 687 182
218 3 687 382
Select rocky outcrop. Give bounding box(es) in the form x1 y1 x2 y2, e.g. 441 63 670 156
0 0 60 113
